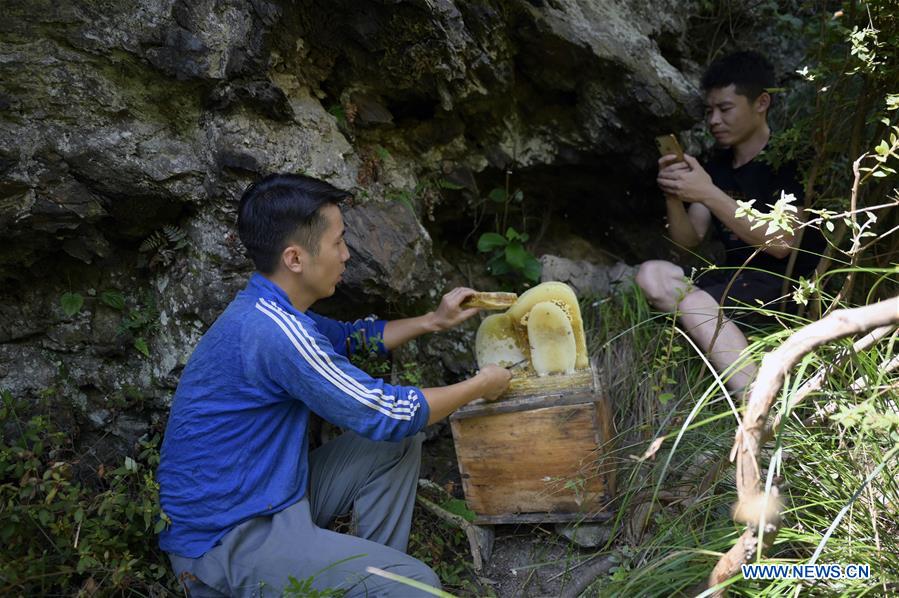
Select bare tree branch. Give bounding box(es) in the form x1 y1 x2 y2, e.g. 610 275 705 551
708 296 899 595
762 324 897 440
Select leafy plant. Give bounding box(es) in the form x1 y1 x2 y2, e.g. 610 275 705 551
408 512 485 596
470 176 542 287
100 289 126 311
374 144 391 161
763 0 899 307
347 330 391 378
117 291 160 358
139 225 188 270
477 226 541 283
60 291 84 317
0 390 177 595
347 330 424 387
576 202 899 596
437 496 476 523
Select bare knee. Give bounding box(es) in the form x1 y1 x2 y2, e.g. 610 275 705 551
677 288 727 326
636 260 688 312
679 287 717 312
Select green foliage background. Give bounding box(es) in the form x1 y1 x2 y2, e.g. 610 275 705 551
0 391 177 596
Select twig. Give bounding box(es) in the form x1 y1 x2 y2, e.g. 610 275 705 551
825 154 864 314
559 554 619 598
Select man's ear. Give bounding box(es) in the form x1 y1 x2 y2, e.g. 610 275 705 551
755 91 771 114
281 244 306 274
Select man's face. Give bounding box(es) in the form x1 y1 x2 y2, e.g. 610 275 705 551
302 203 350 301
704 84 767 148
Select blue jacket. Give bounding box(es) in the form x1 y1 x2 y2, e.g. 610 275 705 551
157 273 429 558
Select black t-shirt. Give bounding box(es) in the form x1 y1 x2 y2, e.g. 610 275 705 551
704 148 825 278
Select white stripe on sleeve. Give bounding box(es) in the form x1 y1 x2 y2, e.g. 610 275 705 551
255 300 420 420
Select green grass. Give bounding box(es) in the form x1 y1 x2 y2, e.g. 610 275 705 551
573 281 899 597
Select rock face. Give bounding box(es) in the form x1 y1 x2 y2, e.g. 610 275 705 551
540 255 637 297
0 0 782 449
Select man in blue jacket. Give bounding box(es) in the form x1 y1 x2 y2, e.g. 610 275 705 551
157 173 511 596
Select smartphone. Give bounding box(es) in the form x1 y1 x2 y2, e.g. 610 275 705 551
655 134 684 162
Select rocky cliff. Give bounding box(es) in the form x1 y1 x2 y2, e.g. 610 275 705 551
1 0 762 451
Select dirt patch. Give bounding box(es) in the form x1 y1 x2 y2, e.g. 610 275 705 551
482 524 597 597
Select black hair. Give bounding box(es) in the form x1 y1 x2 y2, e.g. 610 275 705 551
237 173 350 274
701 51 775 102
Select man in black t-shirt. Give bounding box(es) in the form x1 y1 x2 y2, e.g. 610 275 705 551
636 51 824 398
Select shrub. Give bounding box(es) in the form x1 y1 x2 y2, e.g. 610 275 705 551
0 390 177 596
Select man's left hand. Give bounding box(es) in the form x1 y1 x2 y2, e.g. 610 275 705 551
657 154 715 204
430 287 481 331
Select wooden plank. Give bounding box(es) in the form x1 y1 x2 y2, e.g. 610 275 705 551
452 403 612 516
451 390 601 420
593 395 617 497
473 511 615 525
452 366 600 419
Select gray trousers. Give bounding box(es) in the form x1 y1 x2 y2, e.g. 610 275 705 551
169 431 440 597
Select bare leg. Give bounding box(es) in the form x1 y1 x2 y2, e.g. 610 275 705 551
677 290 756 394
636 261 756 395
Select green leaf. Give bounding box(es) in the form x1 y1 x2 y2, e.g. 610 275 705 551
327 104 346 127
522 255 542 282
658 392 674 404
374 145 390 161
153 518 167 534
60 292 84 317
505 240 528 268
512 189 524 202
504 226 521 240
488 187 507 203
440 498 477 522
437 179 465 190
100 290 126 311
134 337 150 358
487 253 511 276
477 232 507 253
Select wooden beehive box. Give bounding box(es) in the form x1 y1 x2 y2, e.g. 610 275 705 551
450 366 616 524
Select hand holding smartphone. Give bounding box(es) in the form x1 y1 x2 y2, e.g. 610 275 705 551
655 134 684 163
656 134 685 202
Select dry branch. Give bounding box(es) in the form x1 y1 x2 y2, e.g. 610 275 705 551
709 296 899 595
559 554 619 598
762 324 896 440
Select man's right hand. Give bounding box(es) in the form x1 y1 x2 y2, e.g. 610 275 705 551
478 364 512 401
659 154 687 202
422 363 512 424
